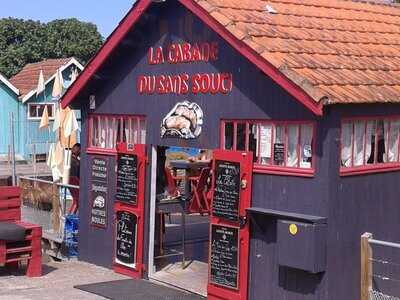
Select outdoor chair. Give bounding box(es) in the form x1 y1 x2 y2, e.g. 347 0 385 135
0 186 42 277
188 167 211 214
164 166 184 198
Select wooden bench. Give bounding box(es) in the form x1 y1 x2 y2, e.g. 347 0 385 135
0 186 42 277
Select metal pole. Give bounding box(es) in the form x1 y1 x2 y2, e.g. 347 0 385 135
9 112 17 186
181 206 186 269
18 175 79 189
368 238 400 249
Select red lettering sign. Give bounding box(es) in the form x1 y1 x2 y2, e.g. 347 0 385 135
139 42 232 95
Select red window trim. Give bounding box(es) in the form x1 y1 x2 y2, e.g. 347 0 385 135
340 115 400 177
87 113 146 154
86 148 117 156
220 119 316 177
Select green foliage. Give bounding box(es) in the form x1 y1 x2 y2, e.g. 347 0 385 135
0 18 103 78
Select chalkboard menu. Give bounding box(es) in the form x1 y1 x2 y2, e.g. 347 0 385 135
210 225 239 289
115 210 137 268
90 157 108 227
116 154 138 204
274 143 284 163
212 160 240 221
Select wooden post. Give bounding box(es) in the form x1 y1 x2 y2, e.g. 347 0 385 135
361 232 373 300
9 112 16 185
7 145 11 166
32 144 37 178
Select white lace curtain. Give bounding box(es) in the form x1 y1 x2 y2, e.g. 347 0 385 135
287 125 299 167
341 122 352 167
287 124 313 168
300 124 313 168
91 116 145 149
341 118 400 167
387 120 400 162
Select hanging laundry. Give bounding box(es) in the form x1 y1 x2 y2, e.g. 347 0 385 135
53 107 61 132
39 105 49 129
52 68 63 99
36 69 45 96
64 109 80 138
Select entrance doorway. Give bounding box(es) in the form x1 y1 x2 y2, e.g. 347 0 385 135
148 146 254 299
149 145 212 296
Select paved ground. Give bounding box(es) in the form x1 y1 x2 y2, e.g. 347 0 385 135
0 259 129 300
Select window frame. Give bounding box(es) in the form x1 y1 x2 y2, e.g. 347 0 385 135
27 103 56 120
87 114 146 155
220 119 316 177
340 115 400 176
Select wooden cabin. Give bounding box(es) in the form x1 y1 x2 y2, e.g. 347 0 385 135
0 58 83 160
0 73 20 158
60 0 400 299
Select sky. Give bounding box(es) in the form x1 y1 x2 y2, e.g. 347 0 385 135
0 0 136 38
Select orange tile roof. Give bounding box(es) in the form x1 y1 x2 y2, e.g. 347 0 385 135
195 0 400 104
9 58 73 99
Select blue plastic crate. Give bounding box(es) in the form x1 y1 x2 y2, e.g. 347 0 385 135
64 214 79 257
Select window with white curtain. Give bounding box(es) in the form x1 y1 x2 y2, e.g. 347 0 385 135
340 117 400 170
222 120 315 172
89 115 146 150
28 103 55 120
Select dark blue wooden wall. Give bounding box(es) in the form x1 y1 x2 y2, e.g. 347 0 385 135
73 2 400 299
325 104 400 300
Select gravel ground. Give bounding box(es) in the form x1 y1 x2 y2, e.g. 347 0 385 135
0 259 129 300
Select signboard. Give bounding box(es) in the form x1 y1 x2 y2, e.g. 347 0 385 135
212 160 241 221
273 143 284 163
137 42 233 96
115 210 137 268
116 154 138 204
90 157 108 227
210 224 239 289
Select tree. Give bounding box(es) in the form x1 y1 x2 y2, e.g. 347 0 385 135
0 18 103 78
44 19 103 65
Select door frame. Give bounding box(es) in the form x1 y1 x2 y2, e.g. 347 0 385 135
148 145 158 277
207 149 253 300
113 142 146 279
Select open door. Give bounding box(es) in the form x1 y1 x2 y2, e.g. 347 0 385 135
208 149 253 300
113 143 146 279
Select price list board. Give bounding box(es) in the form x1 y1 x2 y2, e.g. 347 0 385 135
116 154 138 204
210 224 239 289
115 210 137 268
212 160 241 221
90 157 108 227
273 143 284 163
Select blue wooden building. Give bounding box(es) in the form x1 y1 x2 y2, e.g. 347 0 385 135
0 73 21 158
60 1 400 299
0 57 83 160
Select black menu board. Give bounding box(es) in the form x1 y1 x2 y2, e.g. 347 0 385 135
115 210 137 267
90 157 108 227
212 160 241 221
274 143 284 163
116 154 138 204
210 225 239 289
